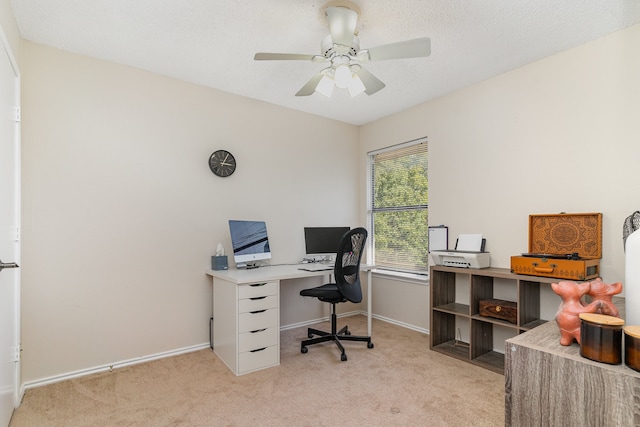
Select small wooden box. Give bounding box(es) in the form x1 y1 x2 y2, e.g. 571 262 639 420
479 299 517 324
510 213 602 280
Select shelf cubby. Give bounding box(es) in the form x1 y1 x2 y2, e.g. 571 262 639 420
429 266 558 374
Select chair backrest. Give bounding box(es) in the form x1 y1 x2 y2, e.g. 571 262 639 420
334 227 368 303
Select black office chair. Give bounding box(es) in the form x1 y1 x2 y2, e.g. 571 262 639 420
300 227 374 361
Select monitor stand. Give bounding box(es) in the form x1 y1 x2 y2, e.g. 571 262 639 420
236 262 260 269
303 255 334 264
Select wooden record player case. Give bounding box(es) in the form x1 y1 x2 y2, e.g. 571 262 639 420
510 213 602 280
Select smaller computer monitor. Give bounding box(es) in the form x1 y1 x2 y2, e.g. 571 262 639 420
304 227 350 256
229 220 272 267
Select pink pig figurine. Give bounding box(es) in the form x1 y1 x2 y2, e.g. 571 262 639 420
586 278 622 317
551 280 602 346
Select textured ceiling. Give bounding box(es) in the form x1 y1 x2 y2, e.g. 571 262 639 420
10 0 640 125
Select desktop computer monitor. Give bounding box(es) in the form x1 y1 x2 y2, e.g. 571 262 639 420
228 220 272 267
304 226 350 257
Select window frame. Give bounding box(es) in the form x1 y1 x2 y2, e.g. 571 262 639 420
366 137 428 276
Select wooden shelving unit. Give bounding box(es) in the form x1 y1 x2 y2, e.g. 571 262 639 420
429 265 557 374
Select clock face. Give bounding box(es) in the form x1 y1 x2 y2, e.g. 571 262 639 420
208 150 236 177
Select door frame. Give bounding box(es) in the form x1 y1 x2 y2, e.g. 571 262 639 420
0 22 21 414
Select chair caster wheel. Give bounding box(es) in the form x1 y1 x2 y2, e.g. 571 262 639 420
308 332 314 338
301 347 308 354
341 354 347 361
344 330 351 336
367 342 374 349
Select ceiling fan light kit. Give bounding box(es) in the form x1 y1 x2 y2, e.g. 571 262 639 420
346 73 366 97
254 5 431 98
333 62 351 88
315 73 334 97
314 65 365 98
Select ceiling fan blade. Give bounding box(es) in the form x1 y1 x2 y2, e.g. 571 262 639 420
326 6 358 46
254 53 316 61
295 72 325 96
363 37 431 61
356 67 385 95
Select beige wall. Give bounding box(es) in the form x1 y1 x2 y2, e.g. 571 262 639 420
360 23 640 329
20 42 360 383
15 11 640 384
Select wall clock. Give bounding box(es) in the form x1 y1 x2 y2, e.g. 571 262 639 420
208 150 236 177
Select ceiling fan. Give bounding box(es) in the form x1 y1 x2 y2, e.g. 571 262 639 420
254 5 431 97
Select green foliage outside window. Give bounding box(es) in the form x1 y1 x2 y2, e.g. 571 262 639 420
371 142 428 272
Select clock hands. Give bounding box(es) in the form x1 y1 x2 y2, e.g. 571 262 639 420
219 153 234 167
209 150 236 177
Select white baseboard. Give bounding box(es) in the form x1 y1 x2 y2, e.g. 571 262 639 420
21 312 428 397
21 343 210 396
280 310 361 331
281 310 429 336
369 312 429 335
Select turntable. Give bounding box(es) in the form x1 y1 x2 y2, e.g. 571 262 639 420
511 213 602 280
520 252 581 261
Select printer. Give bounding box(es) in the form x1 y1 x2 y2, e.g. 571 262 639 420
429 231 491 269
430 250 490 269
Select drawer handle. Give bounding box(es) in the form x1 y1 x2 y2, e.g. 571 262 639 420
250 329 267 334
250 309 267 314
250 296 267 301
250 347 267 353
250 283 267 287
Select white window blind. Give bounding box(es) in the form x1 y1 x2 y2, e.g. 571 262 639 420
369 140 428 273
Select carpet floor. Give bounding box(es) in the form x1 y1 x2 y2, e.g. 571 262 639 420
10 316 504 426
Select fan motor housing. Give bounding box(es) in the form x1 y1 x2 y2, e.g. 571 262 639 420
321 34 359 58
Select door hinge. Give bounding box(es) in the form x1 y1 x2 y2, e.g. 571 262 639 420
12 107 20 122
12 346 20 362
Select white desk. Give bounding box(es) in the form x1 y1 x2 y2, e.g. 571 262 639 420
206 263 374 375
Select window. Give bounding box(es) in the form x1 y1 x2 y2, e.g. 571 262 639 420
368 138 428 274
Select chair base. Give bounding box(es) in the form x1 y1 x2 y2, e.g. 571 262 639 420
300 305 373 361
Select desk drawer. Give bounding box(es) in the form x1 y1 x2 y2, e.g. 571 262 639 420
238 295 278 313
239 345 278 374
239 281 278 299
239 308 278 333
239 327 278 353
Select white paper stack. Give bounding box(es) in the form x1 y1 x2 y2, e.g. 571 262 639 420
456 234 483 252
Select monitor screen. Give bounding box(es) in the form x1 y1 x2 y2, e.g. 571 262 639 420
304 227 350 255
228 220 272 266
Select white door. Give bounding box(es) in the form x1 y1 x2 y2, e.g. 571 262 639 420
0 28 21 427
